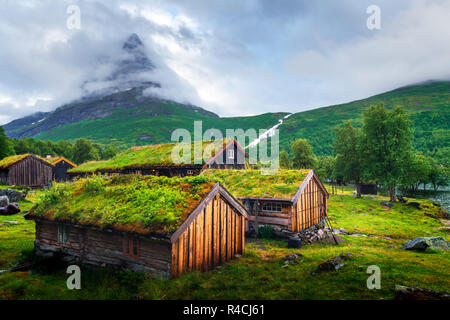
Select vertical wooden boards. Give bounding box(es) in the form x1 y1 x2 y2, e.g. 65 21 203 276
188 224 194 271
220 199 226 264
213 196 220 267
241 216 245 254
227 204 232 260
170 194 246 278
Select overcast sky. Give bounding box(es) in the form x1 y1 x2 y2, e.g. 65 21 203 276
1 0 450 125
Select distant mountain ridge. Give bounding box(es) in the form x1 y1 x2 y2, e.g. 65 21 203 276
2 34 448 164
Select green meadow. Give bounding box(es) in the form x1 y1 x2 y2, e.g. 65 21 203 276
0 187 449 300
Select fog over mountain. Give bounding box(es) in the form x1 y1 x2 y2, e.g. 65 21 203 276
1 0 450 124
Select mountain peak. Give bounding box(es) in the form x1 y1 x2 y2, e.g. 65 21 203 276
123 33 144 51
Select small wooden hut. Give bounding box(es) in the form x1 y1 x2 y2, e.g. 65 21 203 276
46 156 77 182
202 169 329 233
68 139 246 179
0 154 53 187
26 175 247 277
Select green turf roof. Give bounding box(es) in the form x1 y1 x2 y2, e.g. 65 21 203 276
69 140 233 173
29 174 215 236
201 169 311 199
0 154 32 169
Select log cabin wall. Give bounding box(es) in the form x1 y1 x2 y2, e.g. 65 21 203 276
171 194 245 278
246 201 292 229
7 157 53 187
53 161 74 182
33 220 172 276
206 142 246 169
291 176 327 232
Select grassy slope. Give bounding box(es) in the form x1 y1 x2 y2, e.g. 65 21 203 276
280 82 450 164
35 103 287 149
33 82 450 165
0 187 449 300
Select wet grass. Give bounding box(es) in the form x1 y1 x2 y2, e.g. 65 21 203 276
0 190 449 300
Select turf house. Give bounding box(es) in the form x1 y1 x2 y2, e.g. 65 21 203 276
68 139 247 179
25 175 248 277
202 169 329 233
0 154 54 187
45 156 77 182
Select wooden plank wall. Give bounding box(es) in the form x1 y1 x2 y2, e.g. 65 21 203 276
33 220 172 276
7 157 53 187
246 205 291 229
291 177 327 232
171 194 245 277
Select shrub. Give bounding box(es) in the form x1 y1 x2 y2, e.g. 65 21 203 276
258 225 275 239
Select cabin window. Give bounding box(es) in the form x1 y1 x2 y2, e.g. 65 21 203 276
262 202 282 212
57 224 68 243
123 234 139 258
227 149 235 159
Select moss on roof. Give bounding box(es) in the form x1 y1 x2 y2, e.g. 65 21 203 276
69 140 232 173
29 174 215 236
0 154 32 169
202 169 311 199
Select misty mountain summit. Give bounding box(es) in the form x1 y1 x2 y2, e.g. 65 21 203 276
3 33 215 139
112 33 156 80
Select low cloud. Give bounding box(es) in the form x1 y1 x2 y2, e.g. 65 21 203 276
0 0 449 124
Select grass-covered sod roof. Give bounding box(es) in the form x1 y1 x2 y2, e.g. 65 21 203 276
29 174 215 236
69 140 232 173
0 154 31 169
202 169 310 199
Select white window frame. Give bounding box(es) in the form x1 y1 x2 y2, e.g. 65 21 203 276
57 224 68 243
261 202 282 212
227 149 235 159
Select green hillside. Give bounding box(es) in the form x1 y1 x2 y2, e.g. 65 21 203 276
280 81 450 165
30 81 450 165
35 103 286 149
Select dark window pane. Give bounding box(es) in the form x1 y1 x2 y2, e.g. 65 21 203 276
133 237 138 256
124 235 129 254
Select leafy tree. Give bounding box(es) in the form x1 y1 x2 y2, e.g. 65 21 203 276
72 139 100 164
401 153 431 191
315 156 336 182
360 104 412 202
429 163 449 191
334 122 364 197
279 150 291 169
53 140 74 159
101 146 119 160
290 138 316 169
0 126 14 160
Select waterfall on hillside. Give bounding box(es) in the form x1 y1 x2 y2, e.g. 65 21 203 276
245 113 292 149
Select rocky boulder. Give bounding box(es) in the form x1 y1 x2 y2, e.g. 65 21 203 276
315 253 352 273
401 237 450 251
380 200 394 207
0 189 26 203
0 195 8 207
395 285 450 300
406 202 421 210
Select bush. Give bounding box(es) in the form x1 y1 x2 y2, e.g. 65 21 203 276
258 225 275 239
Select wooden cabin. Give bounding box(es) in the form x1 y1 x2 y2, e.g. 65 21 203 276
68 139 246 179
202 169 329 233
360 183 378 195
46 156 77 182
0 154 53 187
25 175 247 277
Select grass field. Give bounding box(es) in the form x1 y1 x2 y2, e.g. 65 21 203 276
0 187 449 300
